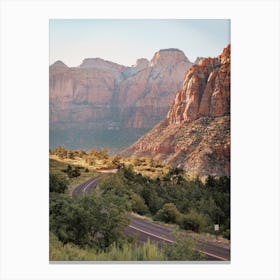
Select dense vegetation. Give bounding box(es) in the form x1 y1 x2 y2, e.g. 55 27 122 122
100 166 230 239
49 147 230 261
50 146 169 178
49 167 206 261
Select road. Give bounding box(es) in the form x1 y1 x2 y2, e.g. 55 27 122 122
72 176 101 196
72 175 230 261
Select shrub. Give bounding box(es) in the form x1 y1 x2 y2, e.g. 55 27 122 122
155 203 182 224
50 232 165 261
223 229 230 240
49 174 68 193
163 237 206 260
131 193 149 215
180 209 207 233
50 193 130 249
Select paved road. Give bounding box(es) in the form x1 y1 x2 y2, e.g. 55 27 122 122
73 175 230 261
127 216 230 261
72 176 101 196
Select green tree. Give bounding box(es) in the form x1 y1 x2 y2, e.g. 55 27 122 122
181 208 207 233
155 203 182 224
131 193 149 215
163 237 205 260
49 174 68 193
49 193 130 249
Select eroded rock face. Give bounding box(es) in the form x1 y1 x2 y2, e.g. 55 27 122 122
121 45 230 176
167 45 230 124
50 49 192 149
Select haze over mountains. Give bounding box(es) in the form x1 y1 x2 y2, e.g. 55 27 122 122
122 45 230 176
50 45 230 176
50 49 193 152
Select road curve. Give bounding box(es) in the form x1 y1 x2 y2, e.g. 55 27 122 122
72 176 230 261
72 176 101 196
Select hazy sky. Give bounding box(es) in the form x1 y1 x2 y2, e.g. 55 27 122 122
49 19 230 67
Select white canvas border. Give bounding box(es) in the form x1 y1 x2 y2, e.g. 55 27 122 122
0 0 279 279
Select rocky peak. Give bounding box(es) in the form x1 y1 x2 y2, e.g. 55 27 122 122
167 44 230 124
79 57 125 72
219 44 230 64
121 45 231 176
135 58 149 68
194 57 204 64
50 60 68 69
121 58 149 79
149 48 191 68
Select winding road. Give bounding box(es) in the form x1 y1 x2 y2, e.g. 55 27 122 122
72 174 230 261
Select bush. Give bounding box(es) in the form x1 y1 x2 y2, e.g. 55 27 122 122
49 174 68 193
180 209 207 233
50 232 165 261
49 193 130 249
163 237 206 260
223 229 230 240
68 168 81 178
155 203 181 224
131 193 149 215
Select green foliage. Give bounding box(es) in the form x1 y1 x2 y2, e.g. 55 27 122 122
130 193 149 215
49 174 68 193
68 168 81 178
62 165 81 178
49 192 130 250
114 167 230 238
223 229 230 240
50 231 205 261
155 203 181 224
163 237 206 261
50 232 165 261
180 209 207 233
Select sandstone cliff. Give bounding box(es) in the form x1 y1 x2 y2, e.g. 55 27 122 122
50 49 192 150
121 45 230 176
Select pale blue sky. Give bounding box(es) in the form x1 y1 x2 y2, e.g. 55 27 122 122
49 19 230 67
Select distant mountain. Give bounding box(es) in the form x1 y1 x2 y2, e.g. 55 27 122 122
121 45 230 176
49 49 192 152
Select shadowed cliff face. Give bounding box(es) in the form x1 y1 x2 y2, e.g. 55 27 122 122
121 45 230 176
50 49 192 151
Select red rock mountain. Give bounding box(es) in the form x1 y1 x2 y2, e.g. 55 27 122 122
121 45 230 176
50 49 192 151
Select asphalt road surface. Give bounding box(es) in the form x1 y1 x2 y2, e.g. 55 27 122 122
73 175 230 261
72 176 101 196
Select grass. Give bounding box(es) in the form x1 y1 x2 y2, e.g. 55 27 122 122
120 156 170 179
49 157 97 194
50 232 165 261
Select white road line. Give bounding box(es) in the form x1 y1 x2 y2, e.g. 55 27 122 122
83 178 98 193
197 250 228 261
128 225 229 261
128 225 174 243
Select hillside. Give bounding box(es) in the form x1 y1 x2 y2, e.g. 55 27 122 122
121 45 230 176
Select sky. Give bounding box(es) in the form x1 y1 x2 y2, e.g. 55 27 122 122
49 19 230 67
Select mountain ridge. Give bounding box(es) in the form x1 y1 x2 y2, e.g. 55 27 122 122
121 45 230 176
50 48 193 151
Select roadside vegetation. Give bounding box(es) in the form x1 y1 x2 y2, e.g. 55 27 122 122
49 170 204 261
49 146 169 178
49 147 230 261
99 166 230 239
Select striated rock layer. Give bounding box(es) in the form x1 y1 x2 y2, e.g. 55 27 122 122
121 45 230 176
50 49 192 151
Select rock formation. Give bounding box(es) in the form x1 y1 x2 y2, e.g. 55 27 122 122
50 49 192 151
121 45 230 176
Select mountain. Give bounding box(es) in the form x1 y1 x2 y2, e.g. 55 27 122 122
121 45 230 176
50 49 192 152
